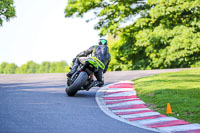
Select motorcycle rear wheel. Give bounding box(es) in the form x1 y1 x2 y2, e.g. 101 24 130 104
66 72 88 96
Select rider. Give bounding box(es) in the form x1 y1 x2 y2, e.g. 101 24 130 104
67 39 111 88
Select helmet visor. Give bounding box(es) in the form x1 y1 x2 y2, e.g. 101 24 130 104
99 39 107 45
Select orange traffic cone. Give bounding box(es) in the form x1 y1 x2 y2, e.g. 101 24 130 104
166 103 172 114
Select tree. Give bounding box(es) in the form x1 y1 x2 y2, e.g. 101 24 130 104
54 61 69 73
0 62 17 74
16 61 40 73
49 62 56 73
39 61 51 73
0 61 70 74
49 61 70 73
0 62 8 73
65 0 150 36
0 0 16 26
4 63 17 74
115 0 200 69
66 0 200 70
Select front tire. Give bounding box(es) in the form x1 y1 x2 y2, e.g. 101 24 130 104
66 72 88 96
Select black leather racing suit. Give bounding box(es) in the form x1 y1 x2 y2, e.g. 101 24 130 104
71 45 111 87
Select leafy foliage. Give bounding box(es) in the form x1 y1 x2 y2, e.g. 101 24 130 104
0 0 16 26
108 0 200 70
47 61 69 73
65 0 149 36
0 62 17 74
65 0 200 70
0 61 70 74
16 61 40 73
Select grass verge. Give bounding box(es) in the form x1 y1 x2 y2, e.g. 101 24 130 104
133 68 200 124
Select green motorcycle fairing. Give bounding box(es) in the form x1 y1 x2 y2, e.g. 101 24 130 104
87 59 98 69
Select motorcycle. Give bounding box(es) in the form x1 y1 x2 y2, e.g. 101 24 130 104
65 58 98 96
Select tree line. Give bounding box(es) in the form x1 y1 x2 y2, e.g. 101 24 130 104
65 0 200 71
0 61 70 74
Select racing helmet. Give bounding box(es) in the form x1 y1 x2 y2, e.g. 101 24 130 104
98 39 108 45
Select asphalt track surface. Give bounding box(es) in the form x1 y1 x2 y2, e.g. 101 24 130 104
0 69 189 133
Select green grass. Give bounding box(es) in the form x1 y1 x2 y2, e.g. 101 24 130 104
133 68 200 124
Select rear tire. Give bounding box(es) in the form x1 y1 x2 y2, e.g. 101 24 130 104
66 72 88 96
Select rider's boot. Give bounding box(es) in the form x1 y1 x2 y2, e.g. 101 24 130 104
86 81 97 91
86 80 103 91
67 59 80 78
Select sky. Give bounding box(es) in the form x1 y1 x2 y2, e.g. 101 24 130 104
0 0 101 66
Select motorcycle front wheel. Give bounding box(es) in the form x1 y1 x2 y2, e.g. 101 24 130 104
65 72 88 96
